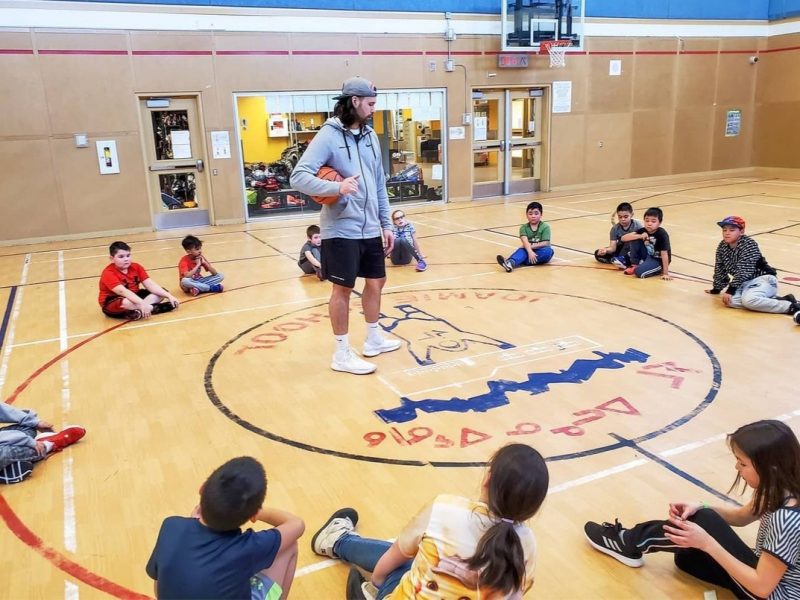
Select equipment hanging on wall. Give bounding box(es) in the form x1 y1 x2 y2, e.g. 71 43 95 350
540 39 572 68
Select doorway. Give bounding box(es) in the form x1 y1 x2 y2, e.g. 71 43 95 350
139 95 212 229
471 88 548 199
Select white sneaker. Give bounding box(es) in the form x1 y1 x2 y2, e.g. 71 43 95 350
331 347 376 374
610 256 627 270
363 337 401 357
312 508 359 557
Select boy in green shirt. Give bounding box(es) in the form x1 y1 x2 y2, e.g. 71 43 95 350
497 202 554 272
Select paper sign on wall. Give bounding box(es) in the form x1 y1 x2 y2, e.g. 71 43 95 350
96 140 120 175
552 81 572 114
211 131 231 159
473 116 488 141
449 126 465 140
725 110 742 137
609 60 622 76
171 130 192 159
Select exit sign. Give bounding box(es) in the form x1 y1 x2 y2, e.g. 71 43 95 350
498 54 529 68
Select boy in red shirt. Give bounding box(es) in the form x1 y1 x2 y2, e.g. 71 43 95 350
98 241 179 320
178 235 224 297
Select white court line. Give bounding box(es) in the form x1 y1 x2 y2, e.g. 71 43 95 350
58 251 77 556
0 254 30 397
65 581 79 600
741 201 800 210
458 232 509 248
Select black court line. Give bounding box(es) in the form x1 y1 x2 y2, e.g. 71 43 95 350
610 433 741 505
0 287 17 352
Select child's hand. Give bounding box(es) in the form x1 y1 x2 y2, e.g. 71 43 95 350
528 251 538 265
722 293 733 306
661 274 672 281
167 295 180 309
140 303 153 319
669 501 703 521
597 248 607 256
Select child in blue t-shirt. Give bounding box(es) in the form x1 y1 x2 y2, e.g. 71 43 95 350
390 210 427 272
146 457 305 599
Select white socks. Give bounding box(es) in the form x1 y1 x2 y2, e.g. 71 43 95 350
334 334 349 355
366 322 383 344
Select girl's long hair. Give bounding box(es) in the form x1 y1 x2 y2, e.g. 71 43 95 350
466 444 549 594
728 420 800 515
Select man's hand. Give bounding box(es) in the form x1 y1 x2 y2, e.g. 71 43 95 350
339 175 360 196
383 229 395 256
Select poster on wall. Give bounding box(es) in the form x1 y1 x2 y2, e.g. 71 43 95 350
552 81 572 114
268 114 288 138
96 140 120 175
725 110 742 137
211 131 231 159
171 130 192 159
473 116 488 141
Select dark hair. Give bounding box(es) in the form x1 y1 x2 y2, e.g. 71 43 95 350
333 97 360 128
644 207 663 221
109 241 130 256
182 235 202 251
306 225 320 238
466 444 549 594
616 202 633 214
728 420 800 515
526 202 543 214
200 457 267 531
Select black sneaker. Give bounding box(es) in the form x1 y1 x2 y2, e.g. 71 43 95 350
777 294 797 304
496 255 513 273
151 302 176 315
0 460 33 484
584 519 644 567
794 311 800 325
125 309 143 321
346 567 375 600
787 301 800 315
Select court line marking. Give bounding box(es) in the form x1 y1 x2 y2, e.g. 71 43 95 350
0 254 29 397
58 251 78 557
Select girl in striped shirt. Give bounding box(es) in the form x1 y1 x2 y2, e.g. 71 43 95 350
585 420 800 599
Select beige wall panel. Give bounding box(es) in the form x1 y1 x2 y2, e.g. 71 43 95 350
587 55 633 113
711 105 753 170
716 53 756 106
630 109 674 178
754 102 800 167
719 37 761 52
550 114 586 186
52 136 151 233
585 37 634 54
35 31 128 52
680 38 720 52
767 31 800 50
208 164 246 222
675 53 718 107
213 31 291 52
535 60 588 114
672 107 714 173
360 35 427 53
132 55 215 94
0 31 33 50
584 112 632 182
214 55 294 93
281 56 369 92
38 55 137 134
635 38 680 53
130 31 213 52
288 33 358 53
0 55 49 136
756 49 800 104
632 55 676 110
357 55 428 89
0 140 68 240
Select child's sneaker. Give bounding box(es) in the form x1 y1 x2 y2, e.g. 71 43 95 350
623 266 636 276
496 255 513 273
584 519 644 567
415 259 427 272
210 284 224 293
38 426 86 453
346 567 377 600
363 337 401 358
794 311 800 325
125 309 143 321
189 287 200 297
151 302 176 315
0 460 33 484
331 348 377 375
610 256 627 270
311 508 359 558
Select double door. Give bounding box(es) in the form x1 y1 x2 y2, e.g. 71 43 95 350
471 88 547 199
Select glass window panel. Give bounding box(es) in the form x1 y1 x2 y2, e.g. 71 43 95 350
151 110 189 160
159 172 198 211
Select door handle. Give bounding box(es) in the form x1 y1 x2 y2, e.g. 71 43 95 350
196 159 205 173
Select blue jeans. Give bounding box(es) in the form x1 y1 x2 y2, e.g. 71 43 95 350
181 273 224 293
507 245 554 267
629 241 664 278
334 534 412 599
729 274 791 314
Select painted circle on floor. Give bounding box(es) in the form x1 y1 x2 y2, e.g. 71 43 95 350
205 287 720 466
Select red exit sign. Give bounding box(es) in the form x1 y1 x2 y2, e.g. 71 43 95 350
498 54 529 68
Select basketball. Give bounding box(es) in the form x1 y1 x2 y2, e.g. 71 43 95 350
311 166 343 205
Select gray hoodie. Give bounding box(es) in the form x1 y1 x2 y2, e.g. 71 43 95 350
290 117 391 240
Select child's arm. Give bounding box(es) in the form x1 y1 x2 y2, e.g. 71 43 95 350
520 235 538 264
659 250 671 280
621 231 648 243
372 541 414 587
597 240 619 256
111 284 154 311
141 279 179 307
181 258 203 279
254 507 305 552
303 250 321 269
201 257 218 276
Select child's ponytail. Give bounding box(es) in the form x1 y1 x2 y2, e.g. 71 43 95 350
466 444 549 594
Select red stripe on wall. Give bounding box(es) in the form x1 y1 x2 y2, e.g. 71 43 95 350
0 49 34 55
588 51 635 55
292 50 359 55
216 50 290 55
424 51 482 55
38 49 128 55
762 45 800 53
132 50 212 55
362 51 425 55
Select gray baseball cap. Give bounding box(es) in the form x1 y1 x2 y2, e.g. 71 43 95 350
334 76 378 99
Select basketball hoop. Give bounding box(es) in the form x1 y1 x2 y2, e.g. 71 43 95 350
540 40 571 69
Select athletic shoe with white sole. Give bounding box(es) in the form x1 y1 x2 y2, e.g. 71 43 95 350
794 311 800 325
610 256 627 270
311 508 359 558
363 337 401 358
496 255 513 273
38 426 86 453
584 519 644 567
331 347 377 375
0 460 33 484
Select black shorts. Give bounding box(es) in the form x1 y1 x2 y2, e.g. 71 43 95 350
321 237 386 288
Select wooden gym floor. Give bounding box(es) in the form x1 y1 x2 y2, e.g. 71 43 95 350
0 173 798 599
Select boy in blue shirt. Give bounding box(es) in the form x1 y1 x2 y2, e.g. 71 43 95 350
146 457 304 599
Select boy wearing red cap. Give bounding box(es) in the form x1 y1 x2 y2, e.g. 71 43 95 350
706 216 799 317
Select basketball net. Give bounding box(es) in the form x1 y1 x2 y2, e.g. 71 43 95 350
540 40 571 69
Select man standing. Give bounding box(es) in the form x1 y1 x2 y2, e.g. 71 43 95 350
291 77 400 374
705 215 799 318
